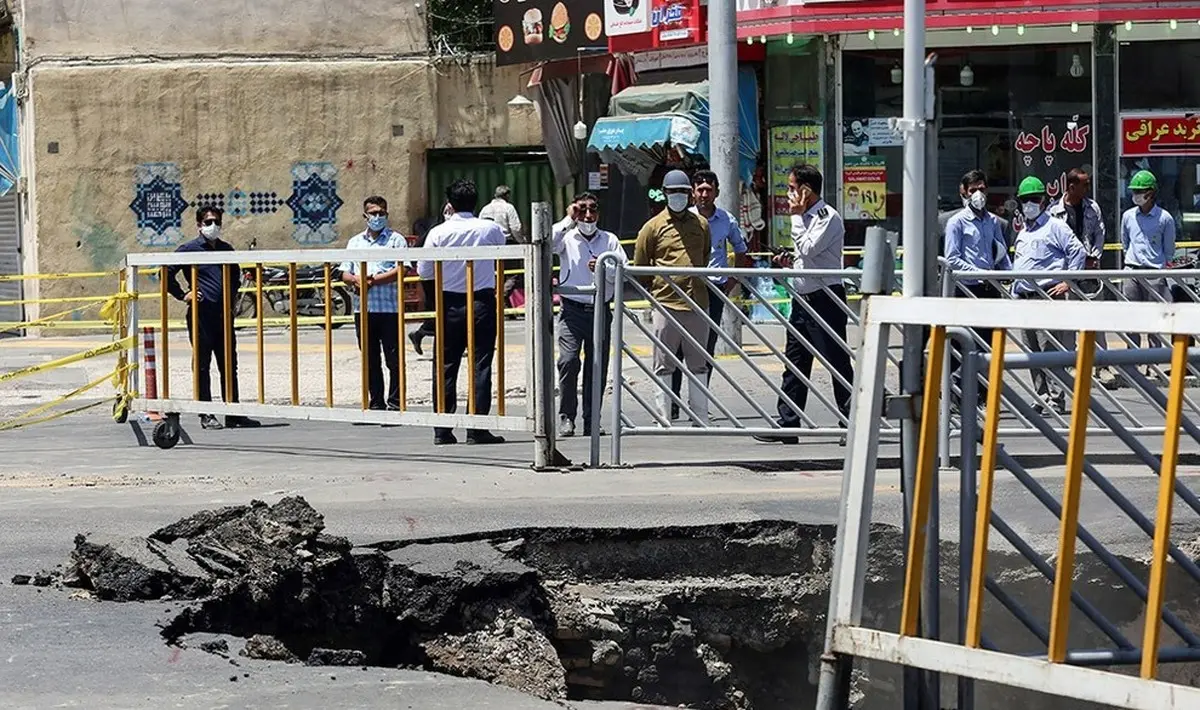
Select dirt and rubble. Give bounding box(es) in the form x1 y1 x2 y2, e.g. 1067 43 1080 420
16 496 1200 710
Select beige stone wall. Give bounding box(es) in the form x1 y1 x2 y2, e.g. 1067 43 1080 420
23 57 541 312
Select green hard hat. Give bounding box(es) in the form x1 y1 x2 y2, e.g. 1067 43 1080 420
1017 176 1046 198
1129 170 1158 191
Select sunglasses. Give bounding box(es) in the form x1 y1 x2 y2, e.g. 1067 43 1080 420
202 219 221 226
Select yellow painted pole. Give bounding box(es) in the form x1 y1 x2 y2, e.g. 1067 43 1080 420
1140 333 1191 679
466 261 476 415
496 260 506 416
222 265 233 403
1048 330 1097 662
159 266 170 399
965 328 1008 648
359 261 369 411
397 272 407 411
255 264 264 404
900 326 946 637
324 263 334 408
191 265 200 400
435 262 446 414
289 263 299 406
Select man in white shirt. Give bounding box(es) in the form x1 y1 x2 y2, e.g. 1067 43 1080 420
479 185 525 243
417 179 507 446
552 192 626 438
755 164 853 444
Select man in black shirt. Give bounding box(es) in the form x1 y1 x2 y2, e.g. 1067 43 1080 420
166 207 261 430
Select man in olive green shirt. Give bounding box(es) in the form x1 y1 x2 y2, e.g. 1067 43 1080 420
633 169 712 424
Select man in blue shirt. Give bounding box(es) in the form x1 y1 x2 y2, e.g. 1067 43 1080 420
1120 169 1176 348
943 169 1011 405
1012 176 1087 414
340 195 408 412
668 170 749 417
165 207 260 430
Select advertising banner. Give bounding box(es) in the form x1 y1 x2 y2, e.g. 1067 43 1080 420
1121 114 1200 157
494 0 608 66
841 156 887 221
769 123 824 245
1011 119 1091 200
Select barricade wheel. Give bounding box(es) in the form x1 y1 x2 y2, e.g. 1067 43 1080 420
152 420 181 450
112 396 130 424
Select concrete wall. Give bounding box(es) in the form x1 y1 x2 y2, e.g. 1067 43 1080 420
23 57 541 307
18 0 427 59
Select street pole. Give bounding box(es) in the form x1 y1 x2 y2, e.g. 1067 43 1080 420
529 202 564 470
707 0 741 354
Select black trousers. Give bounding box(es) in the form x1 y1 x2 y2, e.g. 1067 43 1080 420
432 289 497 436
669 294 726 400
416 281 437 337
355 311 401 410
777 286 854 427
186 304 239 404
952 282 1001 402
557 299 612 424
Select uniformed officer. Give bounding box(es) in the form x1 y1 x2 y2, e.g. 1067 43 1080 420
1012 176 1087 414
943 169 1012 404
1120 169 1176 347
754 163 854 444
417 179 507 446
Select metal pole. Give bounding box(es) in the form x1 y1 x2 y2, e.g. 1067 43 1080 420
530 202 560 469
921 53 941 710
708 0 742 357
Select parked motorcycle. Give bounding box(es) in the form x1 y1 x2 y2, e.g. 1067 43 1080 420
234 239 352 328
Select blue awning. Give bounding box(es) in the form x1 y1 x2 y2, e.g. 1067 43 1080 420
587 114 701 153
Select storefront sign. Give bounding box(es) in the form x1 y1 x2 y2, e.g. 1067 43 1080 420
1121 115 1200 157
651 0 697 43
494 0 608 66
842 156 887 221
769 123 824 245
605 0 650 36
1012 119 1091 200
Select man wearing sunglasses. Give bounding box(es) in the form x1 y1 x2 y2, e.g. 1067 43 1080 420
552 192 626 438
166 206 260 430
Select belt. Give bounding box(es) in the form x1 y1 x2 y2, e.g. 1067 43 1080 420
1126 264 1164 270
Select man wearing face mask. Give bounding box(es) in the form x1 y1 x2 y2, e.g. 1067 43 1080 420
1120 170 1176 347
1012 176 1087 414
943 169 1011 406
341 196 409 413
552 193 626 437
166 207 261 430
633 169 712 424
754 163 853 444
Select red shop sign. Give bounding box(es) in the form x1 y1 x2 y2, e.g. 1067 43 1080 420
651 0 701 46
1122 115 1200 157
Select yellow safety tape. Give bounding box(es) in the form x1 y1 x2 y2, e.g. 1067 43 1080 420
0 398 108 431
0 300 107 336
0 294 113 307
0 336 134 384
0 364 131 432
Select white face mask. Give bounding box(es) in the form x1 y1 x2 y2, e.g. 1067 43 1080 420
1133 192 1151 208
1021 200 1044 222
666 193 689 213
577 220 598 236
963 190 987 212
200 223 220 241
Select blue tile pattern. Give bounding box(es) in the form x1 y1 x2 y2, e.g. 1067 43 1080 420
286 162 343 245
130 163 189 246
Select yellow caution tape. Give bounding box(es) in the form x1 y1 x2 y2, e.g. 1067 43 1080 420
0 300 108 336
0 336 134 384
0 364 132 432
0 398 108 431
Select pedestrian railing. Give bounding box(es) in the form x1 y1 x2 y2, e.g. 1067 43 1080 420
121 240 559 460
816 294 1200 710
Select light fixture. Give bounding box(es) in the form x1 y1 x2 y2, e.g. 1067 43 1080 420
760 35 766 43
965 26 973 34
1171 19 1179 30
991 24 999 35
747 36 754 45
893 28 901 36
1069 53 1085 78
891 63 903 84
573 120 588 141
787 33 794 44
1125 20 1133 31
1071 22 1079 33
507 94 534 107
960 63 974 87
868 29 876 41
1017 24 1025 35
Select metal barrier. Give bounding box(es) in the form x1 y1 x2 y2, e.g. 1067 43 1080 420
122 217 560 465
815 295 1200 710
587 254 907 466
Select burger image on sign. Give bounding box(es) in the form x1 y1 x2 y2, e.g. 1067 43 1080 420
522 8 543 44
550 2 570 43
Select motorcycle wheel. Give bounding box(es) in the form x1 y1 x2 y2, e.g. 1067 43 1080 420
327 287 352 330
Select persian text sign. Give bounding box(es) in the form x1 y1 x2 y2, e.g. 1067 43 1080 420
769 123 824 245
1122 115 1200 157
1012 119 1091 200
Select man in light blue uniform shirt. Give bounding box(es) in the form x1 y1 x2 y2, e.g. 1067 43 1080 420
1120 169 1177 348
1012 176 1087 414
943 169 1011 404
668 170 748 414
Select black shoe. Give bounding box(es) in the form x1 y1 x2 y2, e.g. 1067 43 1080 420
466 431 506 445
200 414 224 430
434 431 458 446
753 433 798 445
225 416 261 429
583 422 605 437
408 330 425 356
670 404 680 421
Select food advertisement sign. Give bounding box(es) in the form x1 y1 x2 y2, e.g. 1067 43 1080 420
769 123 824 246
1121 115 1200 157
1011 119 1091 200
605 0 650 36
651 0 695 42
494 0 608 66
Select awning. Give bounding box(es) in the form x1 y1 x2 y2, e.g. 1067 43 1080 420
587 114 702 153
